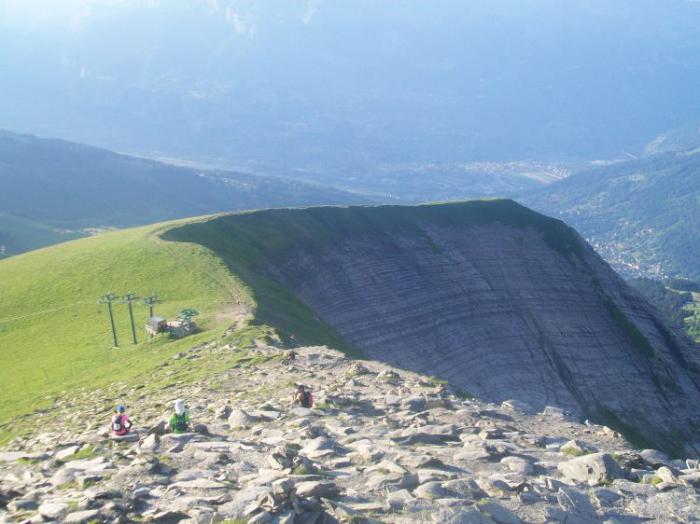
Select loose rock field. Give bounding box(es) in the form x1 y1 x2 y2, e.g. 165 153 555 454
2 341 700 523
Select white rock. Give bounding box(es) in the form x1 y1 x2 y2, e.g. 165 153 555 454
557 453 625 486
64 509 101 523
39 502 69 520
228 409 260 428
140 433 159 451
56 445 81 461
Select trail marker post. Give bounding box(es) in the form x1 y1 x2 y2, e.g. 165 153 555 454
122 292 140 345
98 292 120 347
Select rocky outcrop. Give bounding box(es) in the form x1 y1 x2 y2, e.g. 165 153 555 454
2 343 700 523
167 201 700 455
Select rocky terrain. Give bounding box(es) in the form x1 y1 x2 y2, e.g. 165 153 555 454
2 338 700 523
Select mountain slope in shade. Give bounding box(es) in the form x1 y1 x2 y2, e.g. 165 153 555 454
0 213 84 258
521 150 700 281
165 201 700 456
0 130 372 256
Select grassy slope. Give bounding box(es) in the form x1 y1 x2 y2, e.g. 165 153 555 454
0 218 251 442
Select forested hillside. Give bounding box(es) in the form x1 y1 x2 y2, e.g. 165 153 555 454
523 151 700 281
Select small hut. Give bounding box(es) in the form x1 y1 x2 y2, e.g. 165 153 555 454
145 316 167 337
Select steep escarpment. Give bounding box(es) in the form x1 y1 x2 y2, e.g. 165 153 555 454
165 201 700 456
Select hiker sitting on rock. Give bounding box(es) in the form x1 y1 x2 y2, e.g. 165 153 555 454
168 399 191 433
292 384 314 408
111 404 133 436
282 349 297 366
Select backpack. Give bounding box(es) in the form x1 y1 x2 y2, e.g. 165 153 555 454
112 414 124 432
302 391 314 408
174 412 189 432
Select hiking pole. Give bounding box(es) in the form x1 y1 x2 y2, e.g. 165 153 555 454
98 293 120 347
122 292 140 345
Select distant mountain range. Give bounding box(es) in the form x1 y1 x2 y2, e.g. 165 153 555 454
0 130 372 257
644 122 700 156
3 0 700 197
523 150 700 281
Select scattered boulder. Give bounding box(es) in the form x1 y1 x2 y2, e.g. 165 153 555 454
501 456 533 475
556 486 597 517
111 432 139 443
558 452 625 486
56 445 81 461
300 436 337 459
542 406 571 419
476 501 522 524
228 408 260 428
140 433 159 451
641 449 671 468
501 399 536 414
377 369 401 384
560 439 596 457
413 481 454 500
295 480 341 499
3 345 699 524
64 509 102 523
39 501 69 520
402 396 428 412
391 424 459 445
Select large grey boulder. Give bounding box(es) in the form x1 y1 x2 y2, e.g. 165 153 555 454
140 433 159 451
300 436 337 459
391 424 459 445
413 481 455 500
640 449 671 468
217 486 272 520
39 502 69 520
228 408 260 428
558 452 625 486
295 480 340 499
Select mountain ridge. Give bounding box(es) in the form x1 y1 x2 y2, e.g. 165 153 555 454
163 200 700 456
2 200 699 457
0 129 372 257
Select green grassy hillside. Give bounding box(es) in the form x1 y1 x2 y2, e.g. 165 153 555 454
0 218 253 442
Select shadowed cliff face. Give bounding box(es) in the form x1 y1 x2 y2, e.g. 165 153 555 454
165 201 700 456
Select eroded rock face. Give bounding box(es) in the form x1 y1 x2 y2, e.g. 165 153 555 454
256 212 700 455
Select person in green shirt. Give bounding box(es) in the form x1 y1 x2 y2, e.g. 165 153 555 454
169 399 190 433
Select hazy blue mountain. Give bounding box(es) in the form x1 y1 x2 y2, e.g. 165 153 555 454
2 1 700 199
0 130 371 257
523 150 700 281
0 213 84 258
645 121 700 156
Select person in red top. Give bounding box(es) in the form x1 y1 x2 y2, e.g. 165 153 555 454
111 404 133 436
